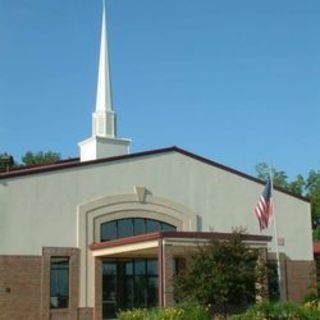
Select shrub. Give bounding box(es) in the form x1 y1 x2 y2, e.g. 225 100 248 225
229 302 320 320
117 303 211 320
117 308 148 320
304 297 320 312
174 229 266 309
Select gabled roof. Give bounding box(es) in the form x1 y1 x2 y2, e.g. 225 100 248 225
0 146 309 202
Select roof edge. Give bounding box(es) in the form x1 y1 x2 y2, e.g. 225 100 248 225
173 147 310 202
0 147 176 180
0 146 309 202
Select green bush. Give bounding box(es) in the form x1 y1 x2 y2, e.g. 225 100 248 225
304 297 320 312
117 303 211 320
117 302 320 320
174 230 265 307
229 302 320 320
117 308 148 320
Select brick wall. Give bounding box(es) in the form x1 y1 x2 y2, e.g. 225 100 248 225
286 260 317 302
0 248 89 320
0 251 316 319
78 308 94 320
41 247 80 320
163 245 175 307
0 255 42 320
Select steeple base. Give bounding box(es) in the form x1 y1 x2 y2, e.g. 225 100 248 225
79 136 131 162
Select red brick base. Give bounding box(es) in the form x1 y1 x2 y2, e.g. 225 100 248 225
0 256 42 320
0 250 317 320
286 260 317 302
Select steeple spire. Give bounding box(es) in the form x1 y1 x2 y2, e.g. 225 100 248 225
79 0 131 162
92 0 116 137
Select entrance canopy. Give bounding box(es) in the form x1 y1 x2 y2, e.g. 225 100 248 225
89 231 271 258
90 231 271 318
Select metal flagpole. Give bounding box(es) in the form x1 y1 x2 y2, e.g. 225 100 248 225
269 165 282 300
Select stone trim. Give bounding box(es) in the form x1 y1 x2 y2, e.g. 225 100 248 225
77 192 195 308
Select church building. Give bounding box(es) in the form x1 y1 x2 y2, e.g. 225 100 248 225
0 3 315 320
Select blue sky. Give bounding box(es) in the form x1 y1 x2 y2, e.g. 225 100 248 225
0 0 319 179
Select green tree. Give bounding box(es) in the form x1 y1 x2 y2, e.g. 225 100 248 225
255 163 306 196
21 151 61 166
174 230 265 309
305 170 320 230
288 174 305 195
255 163 289 190
0 152 15 171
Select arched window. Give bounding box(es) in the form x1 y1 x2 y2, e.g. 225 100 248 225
100 218 176 242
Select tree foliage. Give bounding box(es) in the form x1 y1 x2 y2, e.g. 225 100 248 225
21 151 61 166
0 151 61 169
306 170 320 231
0 152 16 170
255 163 290 190
174 230 265 309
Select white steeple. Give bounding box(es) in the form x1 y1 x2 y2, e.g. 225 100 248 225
79 0 131 162
93 0 115 137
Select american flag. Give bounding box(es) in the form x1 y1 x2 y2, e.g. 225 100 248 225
255 178 273 230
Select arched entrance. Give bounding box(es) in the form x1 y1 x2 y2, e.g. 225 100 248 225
100 217 177 318
77 188 196 318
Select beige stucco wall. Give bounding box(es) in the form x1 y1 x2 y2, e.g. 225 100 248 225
0 151 313 262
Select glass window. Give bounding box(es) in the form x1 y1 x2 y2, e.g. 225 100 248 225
147 260 157 275
103 259 158 318
125 261 133 276
134 218 146 235
103 261 117 275
102 261 117 319
101 221 117 242
161 222 176 231
147 277 158 307
118 219 134 238
146 220 161 233
101 218 177 242
135 259 146 275
50 257 69 309
134 276 147 307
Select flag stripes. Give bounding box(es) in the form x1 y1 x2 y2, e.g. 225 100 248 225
255 178 273 230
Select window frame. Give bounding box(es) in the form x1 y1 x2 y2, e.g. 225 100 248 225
100 218 176 242
50 256 70 309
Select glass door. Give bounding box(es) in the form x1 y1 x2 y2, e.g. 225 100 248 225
102 261 117 319
102 259 158 319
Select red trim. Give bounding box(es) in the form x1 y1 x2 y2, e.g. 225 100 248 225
0 147 175 179
90 232 162 250
0 158 80 177
0 146 308 202
89 231 272 251
314 241 320 255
